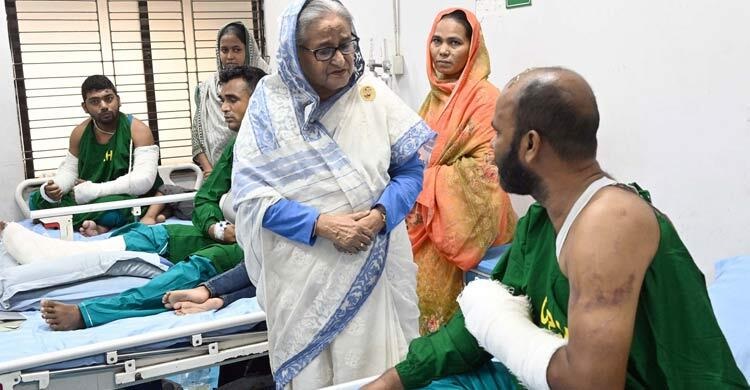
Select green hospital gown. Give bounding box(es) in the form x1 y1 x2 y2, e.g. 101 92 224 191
29 113 163 229
396 184 748 389
77 139 243 328
112 138 239 272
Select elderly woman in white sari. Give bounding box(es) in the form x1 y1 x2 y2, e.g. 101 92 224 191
192 21 268 178
231 0 435 387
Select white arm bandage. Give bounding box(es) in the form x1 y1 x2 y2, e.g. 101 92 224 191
40 152 79 203
211 220 232 242
73 145 159 204
219 193 236 224
458 279 568 390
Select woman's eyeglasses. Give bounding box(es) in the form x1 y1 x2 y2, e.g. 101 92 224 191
299 35 359 62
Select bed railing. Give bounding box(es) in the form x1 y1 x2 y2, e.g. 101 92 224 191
14 163 203 240
0 311 266 376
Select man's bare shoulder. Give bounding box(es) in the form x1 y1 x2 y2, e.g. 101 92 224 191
71 119 91 139
583 186 657 229
563 185 660 275
68 119 92 153
129 117 155 146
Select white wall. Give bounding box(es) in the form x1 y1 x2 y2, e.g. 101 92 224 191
0 2 747 277
264 0 750 279
0 5 26 222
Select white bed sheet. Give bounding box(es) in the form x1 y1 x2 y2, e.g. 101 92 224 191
709 256 750 381
6 275 151 312
0 218 193 311
0 297 262 372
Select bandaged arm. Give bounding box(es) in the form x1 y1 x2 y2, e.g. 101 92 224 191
73 145 159 204
39 152 79 203
459 279 567 390
193 142 233 236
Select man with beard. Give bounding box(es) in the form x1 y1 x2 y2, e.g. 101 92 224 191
364 67 746 389
29 75 163 236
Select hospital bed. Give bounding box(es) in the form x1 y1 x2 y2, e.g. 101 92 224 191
0 300 267 390
13 163 204 240
6 171 749 388
1 163 271 389
0 245 270 390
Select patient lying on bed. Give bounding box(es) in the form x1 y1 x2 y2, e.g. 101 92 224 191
38 243 243 330
0 67 264 331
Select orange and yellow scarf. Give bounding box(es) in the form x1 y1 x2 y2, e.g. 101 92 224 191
407 8 516 334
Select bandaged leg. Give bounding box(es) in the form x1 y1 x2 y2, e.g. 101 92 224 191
459 279 568 390
1 222 125 265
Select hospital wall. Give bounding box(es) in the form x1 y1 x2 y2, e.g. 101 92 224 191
0 5 25 222
265 0 750 280
0 2 747 280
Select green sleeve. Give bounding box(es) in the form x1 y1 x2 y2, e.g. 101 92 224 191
395 310 493 389
192 139 234 236
394 208 540 389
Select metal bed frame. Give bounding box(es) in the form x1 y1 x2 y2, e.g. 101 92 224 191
3 163 271 389
13 163 203 240
0 312 268 389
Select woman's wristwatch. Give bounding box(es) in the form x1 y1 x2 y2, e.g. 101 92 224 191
373 204 387 225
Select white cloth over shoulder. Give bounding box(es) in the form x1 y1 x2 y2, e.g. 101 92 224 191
191 21 269 166
193 72 236 166
231 2 433 387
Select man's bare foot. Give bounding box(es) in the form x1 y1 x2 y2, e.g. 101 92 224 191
162 285 211 309
174 298 224 315
156 214 167 223
78 220 110 237
40 299 85 331
140 215 157 225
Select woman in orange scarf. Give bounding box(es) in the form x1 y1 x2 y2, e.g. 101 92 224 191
407 8 516 334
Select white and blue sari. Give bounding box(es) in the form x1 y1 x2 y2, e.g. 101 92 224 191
231 0 434 388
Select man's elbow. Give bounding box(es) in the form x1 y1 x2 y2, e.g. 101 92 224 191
547 356 626 390
129 176 156 196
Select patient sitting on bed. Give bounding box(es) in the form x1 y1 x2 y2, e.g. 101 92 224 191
0 66 264 330
28 75 166 236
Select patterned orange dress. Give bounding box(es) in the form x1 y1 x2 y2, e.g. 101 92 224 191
407 8 516 334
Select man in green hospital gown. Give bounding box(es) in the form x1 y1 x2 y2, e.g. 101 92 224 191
19 66 266 330
365 67 747 389
28 75 164 236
